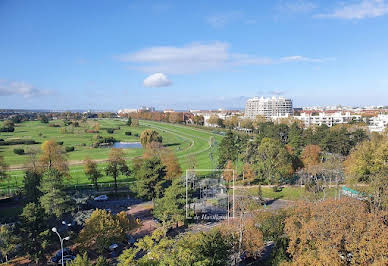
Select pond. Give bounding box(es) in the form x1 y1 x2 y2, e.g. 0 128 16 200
111 142 142 149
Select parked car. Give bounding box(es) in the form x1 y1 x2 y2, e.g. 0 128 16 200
94 195 108 201
51 248 73 263
58 255 76 265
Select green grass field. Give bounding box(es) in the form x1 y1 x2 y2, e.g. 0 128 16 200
0 119 223 190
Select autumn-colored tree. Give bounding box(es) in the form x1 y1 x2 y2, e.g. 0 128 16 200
40 139 69 176
224 115 240 129
253 115 267 128
105 148 130 193
284 198 388 265
223 160 235 182
242 162 255 183
83 157 102 190
161 150 182 179
140 129 163 148
240 118 254 130
168 112 183 124
77 209 136 254
300 144 321 171
207 114 220 127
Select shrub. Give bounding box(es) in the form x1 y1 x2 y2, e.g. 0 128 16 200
48 123 61 128
13 148 25 155
0 126 14 132
65 146 75 152
125 131 132 136
57 141 64 145
134 133 139 137
106 128 114 134
0 139 37 146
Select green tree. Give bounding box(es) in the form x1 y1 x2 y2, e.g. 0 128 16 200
18 203 51 264
140 129 163 148
132 156 167 200
83 157 102 190
23 170 42 203
255 138 294 184
105 148 130 193
68 252 91 266
288 122 304 154
0 225 19 262
39 169 73 218
217 131 238 168
77 209 136 254
126 116 132 126
153 179 187 227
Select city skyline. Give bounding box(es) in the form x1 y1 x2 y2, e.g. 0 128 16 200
1 0 388 110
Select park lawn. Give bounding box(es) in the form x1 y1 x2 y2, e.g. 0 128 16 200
0 119 223 191
236 186 338 201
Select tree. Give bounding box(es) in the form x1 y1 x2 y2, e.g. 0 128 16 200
300 144 321 171
288 122 304 154
153 179 186 227
77 209 136 254
207 114 220 127
284 198 388 265
132 156 167 200
83 157 102 190
217 131 238 168
140 129 162 148
224 115 240 129
39 169 73 218
18 203 51 264
161 150 182 179
0 156 9 189
223 160 235 182
242 163 255 183
105 148 130 193
118 228 233 266
240 118 254 130
68 252 91 266
193 115 204 125
0 225 19 262
40 139 69 175
23 170 42 203
126 116 132 126
255 138 294 185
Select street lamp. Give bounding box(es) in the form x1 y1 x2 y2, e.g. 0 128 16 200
52 227 70 266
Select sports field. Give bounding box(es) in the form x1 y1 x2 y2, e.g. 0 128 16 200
0 119 223 190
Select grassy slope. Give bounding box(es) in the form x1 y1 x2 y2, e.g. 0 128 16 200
0 119 222 190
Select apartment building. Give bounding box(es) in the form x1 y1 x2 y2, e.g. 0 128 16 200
294 112 361 127
245 96 293 119
368 114 388 132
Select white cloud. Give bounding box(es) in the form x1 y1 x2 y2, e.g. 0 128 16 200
143 73 172 88
278 0 317 13
0 80 52 98
280 55 335 63
117 42 272 74
315 0 388 19
205 11 258 28
116 42 331 74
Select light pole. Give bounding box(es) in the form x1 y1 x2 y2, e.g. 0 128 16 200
52 226 70 266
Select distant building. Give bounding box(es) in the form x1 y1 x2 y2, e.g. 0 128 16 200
163 109 175 113
245 96 293 119
294 112 361 127
138 106 155 112
368 114 388 132
117 108 138 114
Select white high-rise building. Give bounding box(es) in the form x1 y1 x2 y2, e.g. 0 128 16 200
245 96 293 119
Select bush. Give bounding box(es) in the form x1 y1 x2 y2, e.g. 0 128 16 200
134 133 139 137
48 123 61 128
125 131 132 136
57 141 64 145
65 146 75 152
13 148 25 155
106 128 114 134
0 126 15 132
0 139 37 146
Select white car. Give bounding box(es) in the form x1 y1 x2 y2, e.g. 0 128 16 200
94 195 108 201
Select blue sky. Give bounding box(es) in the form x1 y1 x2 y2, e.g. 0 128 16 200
1 0 388 110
